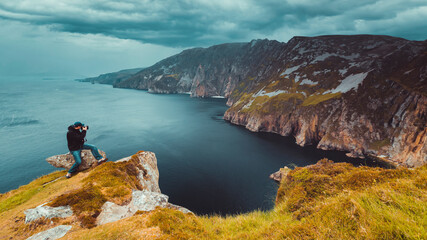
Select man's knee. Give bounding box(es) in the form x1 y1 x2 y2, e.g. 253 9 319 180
71 152 82 164
83 144 97 150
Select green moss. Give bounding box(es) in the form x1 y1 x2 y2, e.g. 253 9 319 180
240 95 270 114
146 160 426 239
0 170 65 213
165 74 179 79
147 208 210 239
302 92 342 106
50 184 106 228
48 152 146 228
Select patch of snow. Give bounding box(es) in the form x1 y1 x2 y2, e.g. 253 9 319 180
404 69 414 75
365 42 382 50
300 79 318 85
339 68 348 76
280 63 305 76
211 96 225 99
313 71 322 76
312 53 360 63
312 53 334 62
298 47 309 55
242 98 255 109
262 90 289 97
251 40 259 48
253 87 289 98
349 62 362 68
344 53 360 60
154 75 163 81
326 72 369 94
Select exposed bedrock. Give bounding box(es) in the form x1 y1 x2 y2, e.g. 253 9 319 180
114 35 426 167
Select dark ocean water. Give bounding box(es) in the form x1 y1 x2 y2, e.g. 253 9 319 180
0 77 384 215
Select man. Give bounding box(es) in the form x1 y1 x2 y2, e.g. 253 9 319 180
66 121 107 178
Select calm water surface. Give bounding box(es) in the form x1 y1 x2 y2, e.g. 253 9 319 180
0 77 381 215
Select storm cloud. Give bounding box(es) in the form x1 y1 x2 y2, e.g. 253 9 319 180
1 0 426 47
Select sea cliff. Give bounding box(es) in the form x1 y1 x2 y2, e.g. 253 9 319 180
111 35 427 167
0 153 425 239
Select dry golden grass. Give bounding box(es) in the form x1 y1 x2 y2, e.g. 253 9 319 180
0 152 146 238
48 154 146 228
1 157 425 240
146 159 426 240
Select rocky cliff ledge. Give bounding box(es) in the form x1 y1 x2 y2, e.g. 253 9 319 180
1 155 425 239
0 151 190 240
112 35 426 167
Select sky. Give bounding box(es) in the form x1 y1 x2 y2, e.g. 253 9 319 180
0 0 426 77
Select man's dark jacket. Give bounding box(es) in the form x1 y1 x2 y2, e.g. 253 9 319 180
67 125 86 151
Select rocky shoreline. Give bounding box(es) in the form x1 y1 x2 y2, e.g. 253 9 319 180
78 35 426 167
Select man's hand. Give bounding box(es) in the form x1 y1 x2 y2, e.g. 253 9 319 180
82 126 88 131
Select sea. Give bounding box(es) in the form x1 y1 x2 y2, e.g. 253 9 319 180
0 77 385 215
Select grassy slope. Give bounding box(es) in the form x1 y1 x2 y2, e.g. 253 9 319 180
1 159 426 240
0 153 147 239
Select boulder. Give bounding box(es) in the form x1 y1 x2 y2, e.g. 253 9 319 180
269 166 291 183
26 225 72 240
46 150 106 171
96 201 134 225
129 190 169 212
95 152 192 226
24 203 73 223
96 190 169 225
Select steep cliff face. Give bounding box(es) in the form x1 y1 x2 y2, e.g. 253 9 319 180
114 39 285 97
0 151 190 239
114 35 426 167
224 35 427 167
76 68 143 85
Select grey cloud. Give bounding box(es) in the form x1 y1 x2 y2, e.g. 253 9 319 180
0 0 426 47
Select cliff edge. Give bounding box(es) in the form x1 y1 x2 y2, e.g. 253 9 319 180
1 154 425 239
113 35 427 167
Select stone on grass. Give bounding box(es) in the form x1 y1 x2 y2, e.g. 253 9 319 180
46 150 106 171
96 201 134 225
24 203 73 223
26 225 72 240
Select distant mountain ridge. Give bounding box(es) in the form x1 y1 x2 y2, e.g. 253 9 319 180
76 68 143 85
89 35 427 167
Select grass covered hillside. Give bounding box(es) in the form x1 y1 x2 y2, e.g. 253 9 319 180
0 158 425 239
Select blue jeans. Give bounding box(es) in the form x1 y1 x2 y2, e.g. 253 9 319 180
68 144 103 174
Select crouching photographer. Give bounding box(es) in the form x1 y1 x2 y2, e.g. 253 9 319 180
65 121 107 178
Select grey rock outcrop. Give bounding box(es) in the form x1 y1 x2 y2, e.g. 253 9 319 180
96 152 192 226
110 35 427 167
26 225 72 240
24 203 73 223
96 190 172 225
269 167 292 183
46 150 106 171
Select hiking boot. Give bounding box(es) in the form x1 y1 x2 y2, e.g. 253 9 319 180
65 173 72 179
97 157 108 164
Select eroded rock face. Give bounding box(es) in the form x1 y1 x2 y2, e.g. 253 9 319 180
24 203 73 223
269 167 292 183
26 225 72 240
111 35 426 167
46 150 106 171
96 190 171 225
96 152 192 226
